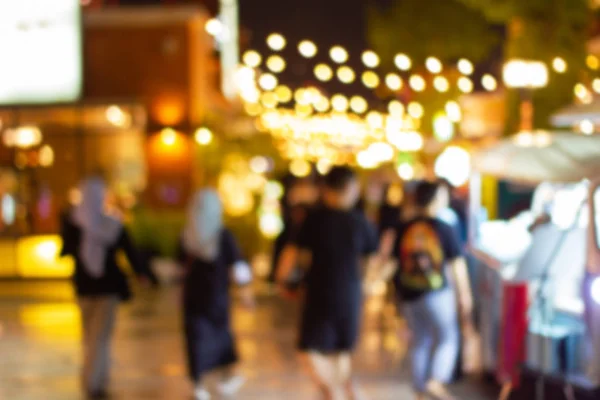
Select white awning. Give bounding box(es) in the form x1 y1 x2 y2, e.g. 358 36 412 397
551 101 600 127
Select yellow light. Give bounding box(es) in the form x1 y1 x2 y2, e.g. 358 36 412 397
580 119 594 135
330 46 349 64
425 57 443 73
275 85 292 103
362 71 380 89
552 57 567 73
260 92 279 109
433 76 449 93
503 59 548 89
433 113 454 142
350 96 368 114
394 53 412 71
295 103 313 118
290 159 311 177
434 146 471 187
17 236 74 278
482 74 498 91
258 73 278 91
587 54 599 70
458 76 474 93
397 162 414 180
242 50 262 68
457 58 474 75
445 101 462 123
314 64 333 81
316 158 332 175
362 50 380 68
389 131 424 152
160 128 177 146
388 100 404 117
105 105 130 128
194 127 213 145
314 96 330 112
205 18 223 36
38 145 54 167
295 88 310 105
594 79 600 94
357 150 379 169
244 102 263 116
331 94 349 112
337 66 356 84
408 102 424 119
267 33 286 51
266 55 286 73
366 111 384 129
298 40 318 58
250 156 270 174
368 142 395 162
259 213 284 239
409 75 426 92
385 73 402 91
575 83 591 101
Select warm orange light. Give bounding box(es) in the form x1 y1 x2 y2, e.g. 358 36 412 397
153 97 185 126
161 128 178 146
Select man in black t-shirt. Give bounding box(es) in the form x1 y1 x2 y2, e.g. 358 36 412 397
276 167 378 399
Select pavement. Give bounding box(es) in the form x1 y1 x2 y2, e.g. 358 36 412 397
0 281 496 399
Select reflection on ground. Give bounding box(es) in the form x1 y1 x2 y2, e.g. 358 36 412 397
0 282 494 399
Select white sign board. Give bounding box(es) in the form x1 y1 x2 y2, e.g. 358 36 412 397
0 0 82 105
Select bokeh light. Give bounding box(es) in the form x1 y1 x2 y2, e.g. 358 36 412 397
258 73 278 91
290 159 311 177
362 71 380 89
337 66 356 84
425 57 443 73
394 54 412 71
194 127 213 145
409 75 426 92
330 46 349 63
385 73 402 91
433 76 449 93
266 55 286 73
388 100 404 117
331 94 349 112
314 64 333 81
242 50 261 67
298 40 317 58
434 146 471 187
552 57 567 73
350 96 368 114
275 85 292 103
362 50 380 68
267 33 286 51
458 76 474 93
457 58 474 75
481 74 498 91
408 102 424 119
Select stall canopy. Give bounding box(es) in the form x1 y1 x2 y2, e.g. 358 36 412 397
472 131 600 184
551 101 600 127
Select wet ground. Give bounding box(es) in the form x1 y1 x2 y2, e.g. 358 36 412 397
0 281 496 399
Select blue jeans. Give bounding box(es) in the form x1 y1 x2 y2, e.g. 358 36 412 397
403 288 460 392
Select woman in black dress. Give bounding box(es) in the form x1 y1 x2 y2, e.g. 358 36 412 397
60 177 148 399
178 189 255 400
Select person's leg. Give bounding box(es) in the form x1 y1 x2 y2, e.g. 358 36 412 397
183 315 209 398
403 298 435 396
426 289 460 399
78 298 94 393
87 296 118 394
305 352 348 399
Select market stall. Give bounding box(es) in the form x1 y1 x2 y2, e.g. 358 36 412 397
469 131 600 397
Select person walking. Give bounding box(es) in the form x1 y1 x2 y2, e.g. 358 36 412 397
177 189 255 400
378 181 473 400
276 167 378 400
60 177 149 399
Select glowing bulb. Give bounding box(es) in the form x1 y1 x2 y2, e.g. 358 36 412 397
457 59 474 75
366 111 384 129
314 96 330 112
458 77 474 93
445 101 462 123
397 163 414 180
242 50 262 67
266 55 286 73
395 54 412 71
298 40 317 58
409 75 426 92
160 128 177 146
195 127 213 145
434 146 471 187
408 102 424 119
205 18 223 36
330 46 349 63
362 71 380 89
552 57 567 73
433 76 449 93
593 79 600 94
580 119 594 135
314 64 333 81
258 73 278 91
433 113 454 142
275 85 292 103
350 96 368 114
267 33 286 51
482 74 498 91
388 100 404 117
331 94 349 112
385 73 402 91
426 57 443 73
290 159 311 177
587 55 599 70
362 50 380 68
337 66 356 84
575 83 591 102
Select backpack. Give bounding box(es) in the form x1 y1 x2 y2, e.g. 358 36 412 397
397 220 445 292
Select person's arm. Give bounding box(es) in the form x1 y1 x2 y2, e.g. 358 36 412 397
276 245 311 283
450 256 473 325
223 230 255 309
119 229 152 282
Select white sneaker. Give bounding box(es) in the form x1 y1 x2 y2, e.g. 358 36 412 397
217 375 246 396
194 386 211 400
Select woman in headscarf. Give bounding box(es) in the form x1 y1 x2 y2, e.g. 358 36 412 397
60 177 148 399
177 189 255 400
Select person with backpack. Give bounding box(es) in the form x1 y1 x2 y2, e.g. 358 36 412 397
276 167 378 399
177 189 255 400
378 180 473 400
